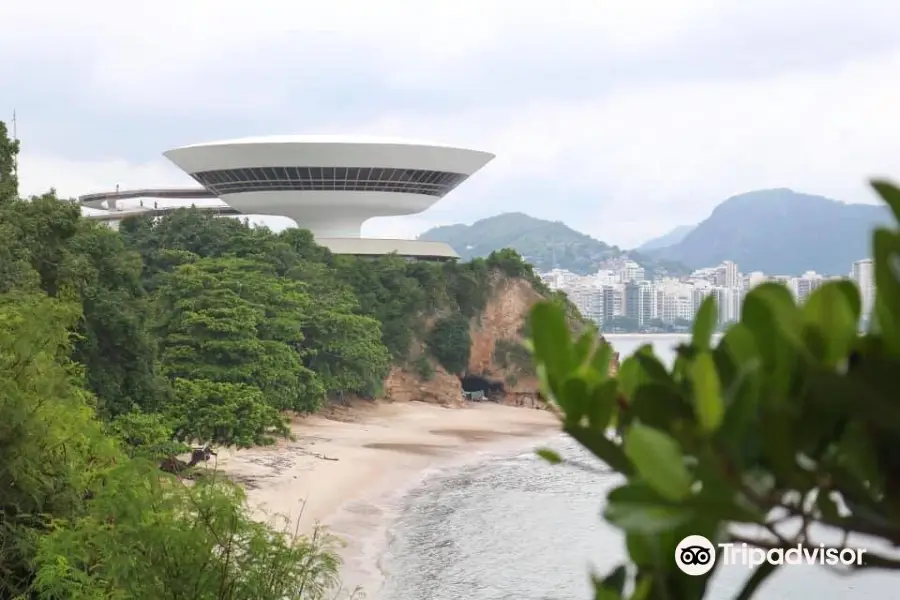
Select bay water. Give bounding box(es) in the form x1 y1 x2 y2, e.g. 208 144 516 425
378 335 897 599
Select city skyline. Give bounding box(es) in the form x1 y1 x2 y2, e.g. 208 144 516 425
541 257 875 331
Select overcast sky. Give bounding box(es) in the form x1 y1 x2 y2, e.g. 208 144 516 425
3 0 900 248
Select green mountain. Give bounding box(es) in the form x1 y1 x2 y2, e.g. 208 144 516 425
419 212 690 276
635 224 695 252
648 188 892 274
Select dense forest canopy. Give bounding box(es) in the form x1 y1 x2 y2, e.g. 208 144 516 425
0 122 564 598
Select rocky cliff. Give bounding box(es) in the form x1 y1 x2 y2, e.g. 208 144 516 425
383 274 618 407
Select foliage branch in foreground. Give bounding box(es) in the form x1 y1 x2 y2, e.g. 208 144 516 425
529 180 900 599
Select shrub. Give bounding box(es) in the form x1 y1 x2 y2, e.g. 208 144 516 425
413 354 435 380
493 338 533 373
426 314 472 374
527 179 900 599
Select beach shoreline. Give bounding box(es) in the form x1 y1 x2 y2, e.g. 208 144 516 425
212 400 560 598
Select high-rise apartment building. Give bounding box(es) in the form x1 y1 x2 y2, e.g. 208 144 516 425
711 287 741 325
601 285 616 323
851 258 875 322
624 282 643 323
539 255 873 332
715 261 740 289
621 260 646 283
564 285 604 324
795 271 824 303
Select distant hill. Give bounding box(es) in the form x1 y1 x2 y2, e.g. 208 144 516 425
648 188 892 275
418 212 690 276
635 224 695 252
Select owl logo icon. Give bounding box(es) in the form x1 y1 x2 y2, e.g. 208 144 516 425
675 535 717 576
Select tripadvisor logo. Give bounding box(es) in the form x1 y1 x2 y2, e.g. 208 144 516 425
675 535 868 576
675 535 717 576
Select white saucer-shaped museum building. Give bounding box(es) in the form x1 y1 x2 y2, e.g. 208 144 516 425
81 135 495 261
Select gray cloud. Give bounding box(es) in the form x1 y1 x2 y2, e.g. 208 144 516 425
3 0 900 247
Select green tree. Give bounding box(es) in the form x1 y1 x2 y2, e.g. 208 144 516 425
335 254 429 359
528 179 900 599
443 259 491 318
0 289 351 600
107 410 188 460
427 314 472 374
1 194 167 417
153 257 324 415
486 247 551 293
0 120 19 204
68 220 169 417
30 462 351 600
167 378 288 448
288 260 390 394
0 292 121 595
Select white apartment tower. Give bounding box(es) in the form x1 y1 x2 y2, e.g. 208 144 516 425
795 271 824 303
621 261 646 283
851 259 875 322
715 261 740 289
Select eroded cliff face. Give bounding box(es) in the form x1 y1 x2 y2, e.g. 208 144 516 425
383 365 465 407
383 274 618 407
468 277 542 375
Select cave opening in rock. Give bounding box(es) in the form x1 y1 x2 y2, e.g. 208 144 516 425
459 374 506 399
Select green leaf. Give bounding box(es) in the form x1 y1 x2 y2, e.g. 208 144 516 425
872 229 900 356
716 368 761 457
573 329 595 370
535 448 563 465
689 352 724 433
617 356 643 399
593 564 627 598
628 384 694 433
592 342 614 380
871 179 900 224
625 532 655 566
593 586 622 600
587 379 619 431
742 283 802 342
740 285 800 404
566 423 633 475
802 281 860 365
633 345 673 385
535 363 555 404
625 531 679 569
618 349 668 399
604 483 696 534
628 575 654 600
759 414 812 490
718 323 760 369
559 375 590 425
529 301 572 376
836 421 884 498
692 296 718 351
624 423 693 501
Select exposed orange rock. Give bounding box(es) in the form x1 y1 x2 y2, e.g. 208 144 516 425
468 276 543 375
382 274 620 408
383 365 465 407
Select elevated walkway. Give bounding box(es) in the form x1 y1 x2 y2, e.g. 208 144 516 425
78 187 216 210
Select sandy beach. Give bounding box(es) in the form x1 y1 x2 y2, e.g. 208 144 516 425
211 400 560 596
